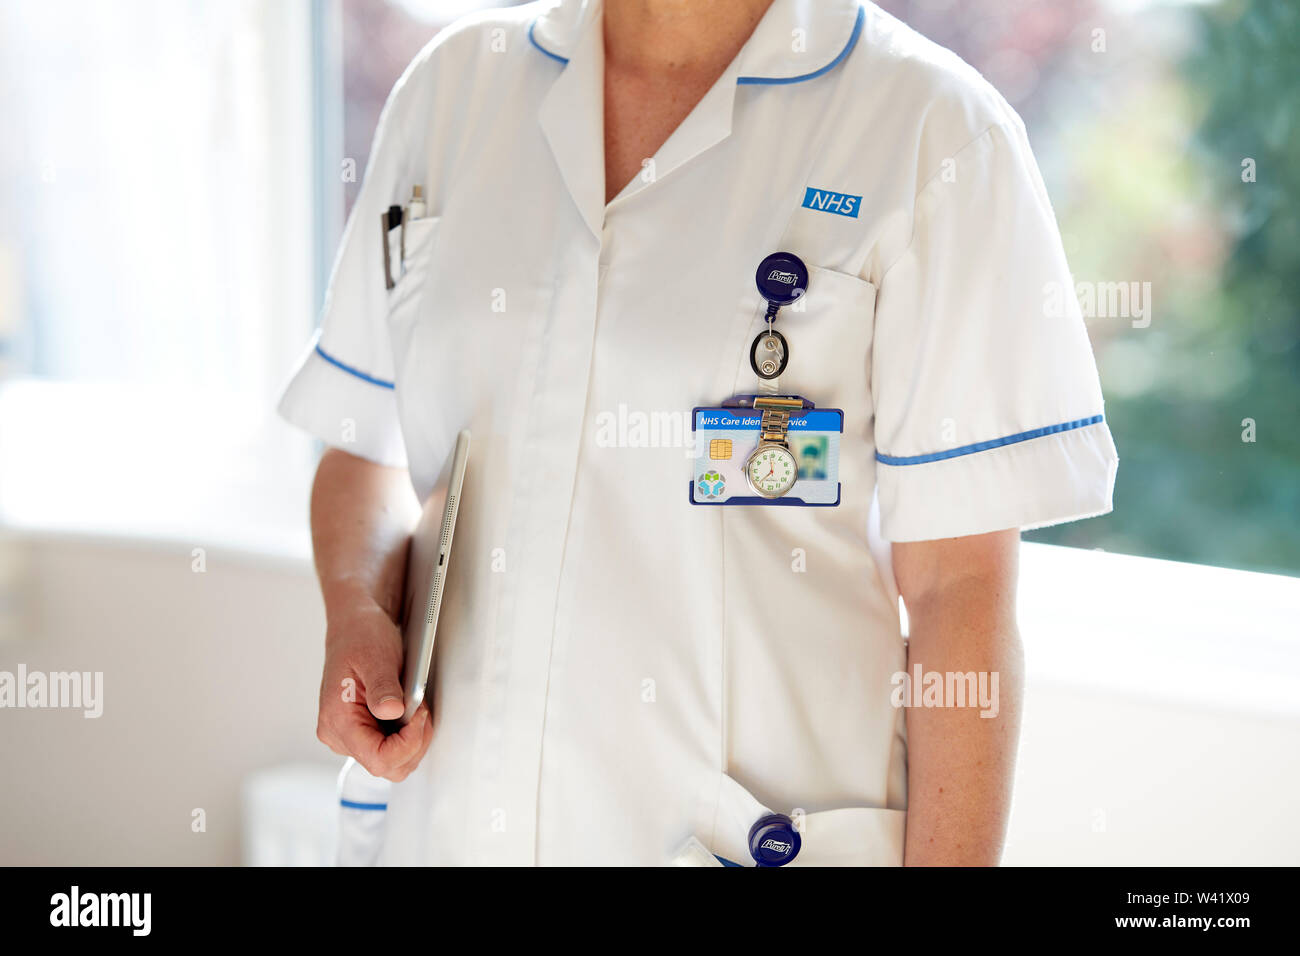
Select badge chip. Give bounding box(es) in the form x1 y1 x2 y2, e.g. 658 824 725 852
709 438 733 460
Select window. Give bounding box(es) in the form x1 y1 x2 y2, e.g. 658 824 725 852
0 0 512 554
2 0 1294 578
876 0 1300 577
0 0 321 553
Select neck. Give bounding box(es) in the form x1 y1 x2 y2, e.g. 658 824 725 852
603 0 776 75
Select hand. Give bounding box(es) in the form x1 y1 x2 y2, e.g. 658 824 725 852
316 597 433 781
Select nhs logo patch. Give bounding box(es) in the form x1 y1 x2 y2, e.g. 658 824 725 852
802 186 861 218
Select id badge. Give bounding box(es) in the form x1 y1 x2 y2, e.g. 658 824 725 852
690 396 842 507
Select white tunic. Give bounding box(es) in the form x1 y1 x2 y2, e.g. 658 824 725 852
279 0 1118 865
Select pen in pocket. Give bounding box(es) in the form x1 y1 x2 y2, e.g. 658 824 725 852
381 186 426 290
381 204 403 290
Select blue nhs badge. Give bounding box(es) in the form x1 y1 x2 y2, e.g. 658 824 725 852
801 186 861 218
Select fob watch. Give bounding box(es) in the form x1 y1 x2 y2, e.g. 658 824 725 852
744 396 804 498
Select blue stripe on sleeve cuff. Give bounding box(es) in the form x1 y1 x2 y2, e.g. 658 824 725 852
315 344 395 390
875 415 1105 466
340 799 389 811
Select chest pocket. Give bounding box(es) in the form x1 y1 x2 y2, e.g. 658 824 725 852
726 264 877 417
386 215 441 328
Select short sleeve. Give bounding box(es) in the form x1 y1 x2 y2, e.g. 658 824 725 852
276 65 424 469
871 121 1118 542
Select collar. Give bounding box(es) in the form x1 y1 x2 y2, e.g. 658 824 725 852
529 0 864 85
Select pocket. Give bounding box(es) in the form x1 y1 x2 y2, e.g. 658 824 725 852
786 806 907 867
386 215 441 324
726 264 877 409
708 772 905 867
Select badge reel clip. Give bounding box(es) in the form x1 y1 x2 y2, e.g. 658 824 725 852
749 251 807 382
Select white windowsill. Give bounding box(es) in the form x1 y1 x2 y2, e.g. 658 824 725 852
1015 542 1300 719
3 378 1297 719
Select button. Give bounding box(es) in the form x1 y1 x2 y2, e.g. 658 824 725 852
748 812 801 867
754 251 809 307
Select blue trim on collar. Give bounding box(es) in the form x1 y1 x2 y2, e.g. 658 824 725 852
529 19 569 65
315 344 396 390
875 415 1106 466
738 4 864 86
528 3 864 85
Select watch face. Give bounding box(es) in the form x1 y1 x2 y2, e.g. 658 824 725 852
746 444 798 498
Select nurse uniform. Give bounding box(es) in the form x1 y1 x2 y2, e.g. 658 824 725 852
280 0 1119 866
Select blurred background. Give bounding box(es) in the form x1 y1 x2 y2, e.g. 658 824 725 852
0 0 1296 865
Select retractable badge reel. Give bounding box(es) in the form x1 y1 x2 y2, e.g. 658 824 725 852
749 812 802 867
750 251 808 381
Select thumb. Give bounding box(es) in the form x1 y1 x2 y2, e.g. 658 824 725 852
356 648 405 721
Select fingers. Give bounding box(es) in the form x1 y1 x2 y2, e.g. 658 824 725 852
344 705 432 782
388 706 436 782
316 609 432 780
352 639 405 722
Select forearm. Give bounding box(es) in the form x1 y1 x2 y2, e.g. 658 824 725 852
309 448 432 766
894 530 1023 866
902 582 1023 865
310 447 419 623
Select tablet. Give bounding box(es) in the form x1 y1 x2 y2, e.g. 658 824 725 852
391 429 470 728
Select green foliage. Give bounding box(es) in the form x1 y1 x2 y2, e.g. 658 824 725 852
1027 0 1300 575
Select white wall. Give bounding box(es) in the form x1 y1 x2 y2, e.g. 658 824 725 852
0 533 327 865
1 533 1297 865
1007 685 1300 865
